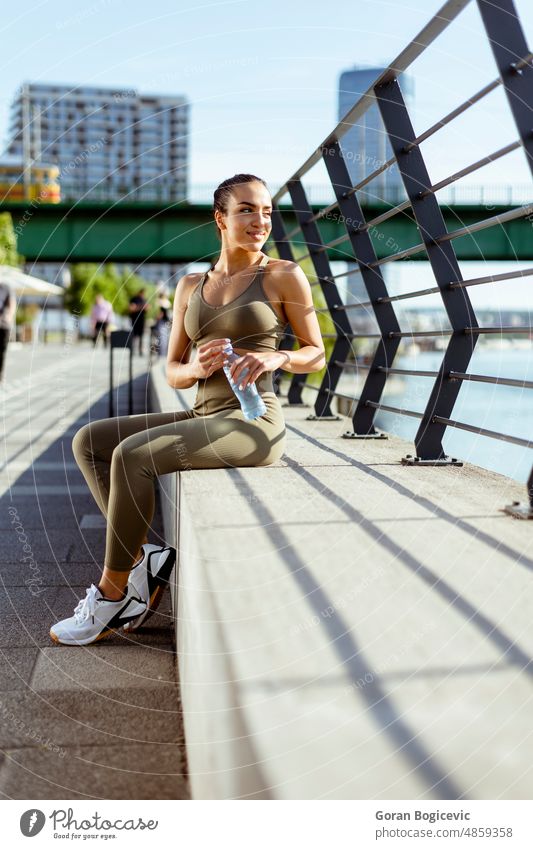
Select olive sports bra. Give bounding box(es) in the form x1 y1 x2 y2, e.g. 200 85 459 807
183 255 287 415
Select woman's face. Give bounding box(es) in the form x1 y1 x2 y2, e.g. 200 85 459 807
217 181 272 251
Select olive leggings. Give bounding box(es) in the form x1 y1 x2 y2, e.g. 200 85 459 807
71 399 287 571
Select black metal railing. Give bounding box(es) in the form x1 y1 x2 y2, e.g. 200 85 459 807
269 0 533 518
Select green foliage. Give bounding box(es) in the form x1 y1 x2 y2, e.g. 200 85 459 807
296 249 336 388
15 303 39 325
269 245 336 389
0 212 23 267
63 263 156 318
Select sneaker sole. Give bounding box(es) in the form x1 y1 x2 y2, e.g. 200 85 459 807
49 626 118 647
123 547 176 632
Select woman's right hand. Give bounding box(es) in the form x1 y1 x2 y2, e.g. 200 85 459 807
192 337 231 380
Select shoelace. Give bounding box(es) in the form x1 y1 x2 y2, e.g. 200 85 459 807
73 584 101 624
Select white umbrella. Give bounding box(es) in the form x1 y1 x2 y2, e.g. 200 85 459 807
0 266 64 297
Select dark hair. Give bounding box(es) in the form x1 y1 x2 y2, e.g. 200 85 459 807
213 173 268 242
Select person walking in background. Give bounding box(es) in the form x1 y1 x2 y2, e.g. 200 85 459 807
129 288 148 355
151 291 171 358
0 282 15 385
151 303 171 359
90 293 113 348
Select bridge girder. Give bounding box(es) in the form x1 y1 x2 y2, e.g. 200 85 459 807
2 200 530 264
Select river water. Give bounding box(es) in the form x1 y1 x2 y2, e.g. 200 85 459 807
374 345 532 484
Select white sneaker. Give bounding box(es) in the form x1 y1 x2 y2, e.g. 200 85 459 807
50 582 147 646
123 544 176 632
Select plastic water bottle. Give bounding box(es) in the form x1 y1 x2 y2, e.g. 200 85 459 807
222 342 267 420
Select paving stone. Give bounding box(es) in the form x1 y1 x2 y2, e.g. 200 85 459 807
0 561 97 588
3 470 87 487
31 645 176 691
0 743 189 799
0 686 183 749
0 557 172 591
0 586 61 641
0 506 97 530
0 344 188 799
0 528 106 563
79 514 107 529
5 486 91 497
0 648 40 691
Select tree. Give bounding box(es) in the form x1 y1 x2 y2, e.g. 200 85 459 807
63 263 102 316
63 263 154 319
0 212 23 267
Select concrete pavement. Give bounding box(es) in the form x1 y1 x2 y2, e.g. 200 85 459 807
0 341 189 799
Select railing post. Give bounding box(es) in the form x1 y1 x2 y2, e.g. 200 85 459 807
285 179 351 420
270 203 310 406
322 139 402 438
376 78 479 463
109 329 133 418
502 463 533 520
478 1 533 515
477 0 533 177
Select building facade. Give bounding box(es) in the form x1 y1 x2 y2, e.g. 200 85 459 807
6 82 189 201
338 66 414 203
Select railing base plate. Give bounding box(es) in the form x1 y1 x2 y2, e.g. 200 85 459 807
305 414 342 421
342 430 388 440
401 454 463 467
281 402 311 408
501 502 533 520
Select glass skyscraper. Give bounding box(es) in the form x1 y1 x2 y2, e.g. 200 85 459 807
337 66 414 316
338 66 414 203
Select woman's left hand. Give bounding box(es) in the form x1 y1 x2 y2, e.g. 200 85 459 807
229 349 289 390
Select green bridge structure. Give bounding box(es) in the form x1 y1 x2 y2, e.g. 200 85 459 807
2 198 532 263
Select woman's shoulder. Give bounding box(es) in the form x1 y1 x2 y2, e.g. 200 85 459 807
264 257 310 296
172 272 205 313
179 271 205 285
265 257 299 275
264 257 302 285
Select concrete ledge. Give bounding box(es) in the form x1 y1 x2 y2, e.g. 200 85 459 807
150 361 533 800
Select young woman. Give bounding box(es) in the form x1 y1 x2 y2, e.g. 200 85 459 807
50 173 326 646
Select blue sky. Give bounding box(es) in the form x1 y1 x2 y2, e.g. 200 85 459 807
1 0 532 189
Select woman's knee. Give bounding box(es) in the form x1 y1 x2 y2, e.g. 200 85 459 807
72 421 93 460
72 418 110 462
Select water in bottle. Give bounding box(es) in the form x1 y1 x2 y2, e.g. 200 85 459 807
222 342 267 420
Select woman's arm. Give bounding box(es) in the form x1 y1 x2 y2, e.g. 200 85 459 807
166 276 233 389
275 262 326 373
166 275 200 389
